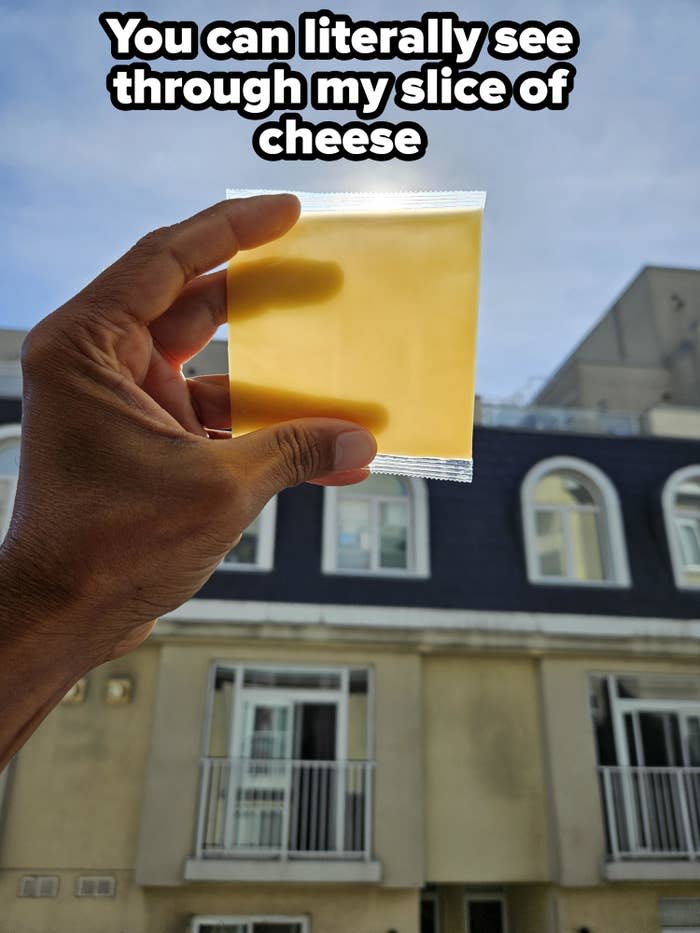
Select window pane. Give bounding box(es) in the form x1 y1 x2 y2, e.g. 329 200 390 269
676 477 700 510
0 439 20 474
534 509 566 577
209 669 236 757
534 469 596 506
247 705 289 759
468 899 504 933
337 499 371 569
223 515 261 566
686 717 700 767
379 500 409 569
568 510 605 580
254 924 303 933
677 518 700 568
243 669 341 690
199 926 247 933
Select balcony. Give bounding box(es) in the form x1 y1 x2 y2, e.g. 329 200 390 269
185 758 380 883
599 766 700 880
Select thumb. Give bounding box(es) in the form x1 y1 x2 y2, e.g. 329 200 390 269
225 418 377 500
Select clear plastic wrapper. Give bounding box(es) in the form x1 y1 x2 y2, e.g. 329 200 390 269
226 189 485 481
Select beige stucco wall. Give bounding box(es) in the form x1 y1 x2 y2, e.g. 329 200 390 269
644 403 700 439
135 640 424 888
0 646 159 871
423 656 549 883
558 882 700 933
0 874 417 933
0 869 145 933
540 655 700 888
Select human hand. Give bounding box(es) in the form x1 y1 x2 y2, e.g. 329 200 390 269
2 195 376 668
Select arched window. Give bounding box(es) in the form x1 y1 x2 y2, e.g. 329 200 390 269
663 466 700 589
521 456 630 587
219 498 277 572
322 474 430 577
0 426 21 543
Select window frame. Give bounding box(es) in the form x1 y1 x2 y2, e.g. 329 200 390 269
662 465 700 590
190 916 310 933
0 425 21 539
521 456 631 588
217 497 277 573
321 478 430 578
201 661 375 764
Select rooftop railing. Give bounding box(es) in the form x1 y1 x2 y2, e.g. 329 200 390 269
478 402 642 437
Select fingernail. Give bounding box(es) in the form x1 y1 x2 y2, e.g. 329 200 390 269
334 430 377 472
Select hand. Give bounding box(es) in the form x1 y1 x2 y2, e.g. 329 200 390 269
1 195 376 671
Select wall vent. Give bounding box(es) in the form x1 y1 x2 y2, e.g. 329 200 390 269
18 875 59 898
659 898 700 927
76 875 116 897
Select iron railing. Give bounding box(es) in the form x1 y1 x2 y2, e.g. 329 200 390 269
599 766 700 860
194 757 374 861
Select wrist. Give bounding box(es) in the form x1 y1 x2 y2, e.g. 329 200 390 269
0 541 106 671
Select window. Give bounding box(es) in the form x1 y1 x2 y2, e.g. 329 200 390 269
663 466 700 589
521 456 630 587
0 427 21 543
192 917 309 933
591 674 700 860
197 664 372 858
322 474 430 577
465 893 507 933
219 498 277 572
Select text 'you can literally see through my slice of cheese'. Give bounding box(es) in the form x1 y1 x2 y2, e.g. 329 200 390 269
226 190 485 482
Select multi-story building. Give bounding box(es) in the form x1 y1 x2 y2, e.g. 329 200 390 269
1 329 700 933
535 266 700 413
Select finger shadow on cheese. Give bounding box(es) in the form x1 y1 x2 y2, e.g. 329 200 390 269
231 380 389 433
228 257 343 319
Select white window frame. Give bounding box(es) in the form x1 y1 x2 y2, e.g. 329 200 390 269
218 497 277 573
191 916 310 933
464 892 508 933
521 456 631 588
662 465 700 590
321 479 430 578
202 662 374 763
0 424 21 541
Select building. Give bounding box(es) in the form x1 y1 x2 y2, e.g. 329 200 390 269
1 327 700 933
535 266 700 413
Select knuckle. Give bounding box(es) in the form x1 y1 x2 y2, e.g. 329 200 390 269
134 226 170 256
275 423 326 486
20 322 56 375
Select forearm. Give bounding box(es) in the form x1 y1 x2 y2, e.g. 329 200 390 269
0 549 98 772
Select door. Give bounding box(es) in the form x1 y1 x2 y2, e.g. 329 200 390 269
227 695 293 849
465 896 507 933
290 702 339 852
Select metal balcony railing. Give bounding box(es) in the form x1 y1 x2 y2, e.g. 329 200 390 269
194 757 374 861
599 766 700 860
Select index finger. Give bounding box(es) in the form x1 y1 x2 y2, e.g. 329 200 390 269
76 194 300 325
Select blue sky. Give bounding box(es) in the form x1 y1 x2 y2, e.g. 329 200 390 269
1 0 698 400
